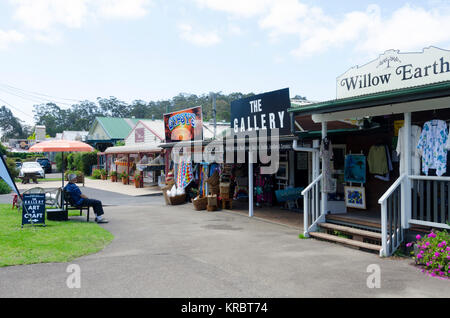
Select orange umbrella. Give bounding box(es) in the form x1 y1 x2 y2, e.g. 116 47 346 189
29 140 94 188
29 140 94 153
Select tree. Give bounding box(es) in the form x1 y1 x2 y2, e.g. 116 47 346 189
33 103 67 137
0 106 29 141
97 97 130 118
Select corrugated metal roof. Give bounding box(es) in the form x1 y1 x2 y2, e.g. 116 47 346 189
94 117 145 139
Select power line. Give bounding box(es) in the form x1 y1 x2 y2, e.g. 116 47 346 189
0 82 83 104
0 97 34 119
0 86 76 107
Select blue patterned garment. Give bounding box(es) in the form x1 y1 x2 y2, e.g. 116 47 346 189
417 120 448 176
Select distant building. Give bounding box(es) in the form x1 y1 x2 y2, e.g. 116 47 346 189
58 131 89 141
87 117 146 152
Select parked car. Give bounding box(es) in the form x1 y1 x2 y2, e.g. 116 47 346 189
20 162 45 179
36 158 52 173
15 161 22 172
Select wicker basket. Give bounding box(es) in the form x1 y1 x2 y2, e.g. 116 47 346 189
162 187 171 205
207 194 218 207
220 182 230 199
169 193 186 205
193 196 208 211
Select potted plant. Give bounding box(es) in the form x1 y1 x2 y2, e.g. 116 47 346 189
134 172 142 188
111 171 118 182
120 172 129 185
100 169 107 180
75 171 84 184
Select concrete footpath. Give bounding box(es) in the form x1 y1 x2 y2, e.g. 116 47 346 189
15 178 163 197
0 198 449 298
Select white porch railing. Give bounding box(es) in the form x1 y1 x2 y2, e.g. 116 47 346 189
379 174 450 257
378 174 406 257
409 175 450 230
302 174 324 237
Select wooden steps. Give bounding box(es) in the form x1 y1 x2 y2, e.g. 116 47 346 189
309 231 382 252
308 221 382 253
319 223 381 240
326 214 381 230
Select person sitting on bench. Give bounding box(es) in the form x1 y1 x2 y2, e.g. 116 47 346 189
64 173 109 224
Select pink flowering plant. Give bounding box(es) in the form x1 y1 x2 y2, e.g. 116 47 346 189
406 230 449 279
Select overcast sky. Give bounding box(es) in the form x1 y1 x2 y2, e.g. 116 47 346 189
1 0 450 125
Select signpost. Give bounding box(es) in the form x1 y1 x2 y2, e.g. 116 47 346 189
22 193 46 228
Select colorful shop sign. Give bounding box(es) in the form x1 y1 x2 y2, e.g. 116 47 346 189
164 106 203 143
337 47 450 99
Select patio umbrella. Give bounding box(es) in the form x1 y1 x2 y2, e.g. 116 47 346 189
28 140 94 188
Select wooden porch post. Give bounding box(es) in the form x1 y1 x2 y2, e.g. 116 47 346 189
402 112 412 229
321 122 328 215
127 154 130 185
140 153 144 188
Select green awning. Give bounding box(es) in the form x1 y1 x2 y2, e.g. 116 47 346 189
288 80 450 116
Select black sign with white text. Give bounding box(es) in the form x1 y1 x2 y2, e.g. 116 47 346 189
22 193 46 226
231 88 291 136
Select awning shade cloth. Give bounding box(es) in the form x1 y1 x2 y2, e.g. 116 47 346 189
104 144 161 154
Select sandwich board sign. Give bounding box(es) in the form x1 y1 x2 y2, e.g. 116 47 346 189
22 193 46 227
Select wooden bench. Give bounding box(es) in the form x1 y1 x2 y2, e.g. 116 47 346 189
63 190 90 222
47 190 90 222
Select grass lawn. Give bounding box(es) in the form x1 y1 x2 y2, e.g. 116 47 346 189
0 204 114 267
15 178 63 183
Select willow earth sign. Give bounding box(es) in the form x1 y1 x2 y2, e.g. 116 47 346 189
337 46 450 99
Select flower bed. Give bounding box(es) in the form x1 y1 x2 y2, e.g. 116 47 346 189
406 230 449 279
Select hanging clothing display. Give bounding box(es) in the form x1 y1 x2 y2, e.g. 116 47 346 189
255 174 274 206
320 138 334 193
368 145 388 175
417 120 448 176
176 157 194 189
374 145 393 181
396 125 422 175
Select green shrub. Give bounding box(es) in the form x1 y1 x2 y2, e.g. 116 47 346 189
5 158 18 179
0 144 7 156
100 169 107 176
80 152 98 176
92 169 102 179
0 180 11 194
55 153 67 172
66 153 75 170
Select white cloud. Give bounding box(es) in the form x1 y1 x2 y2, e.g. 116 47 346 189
10 0 90 30
196 0 450 58
178 24 221 47
96 0 151 19
7 0 152 46
9 0 151 31
0 29 25 49
195 0 273 18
